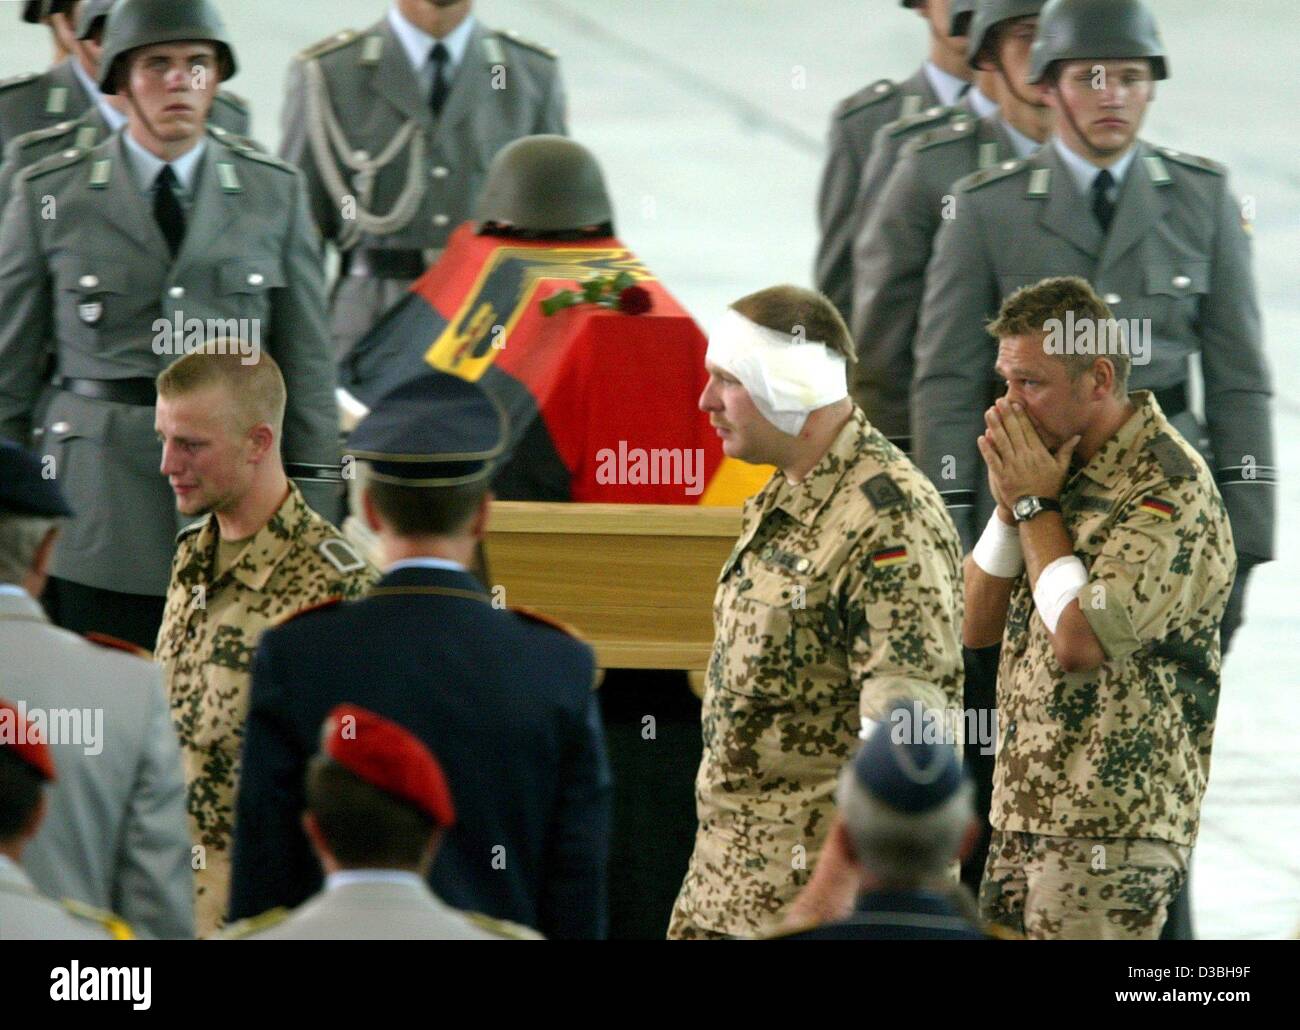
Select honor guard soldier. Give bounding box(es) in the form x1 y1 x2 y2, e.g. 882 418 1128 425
279 0 568 359
813 0 972 323
851 0 1047 453
230 371 611 939
0 0 249 155
153 349 376 938
913 0 1274 638
0 0 341 651
222 705 539 940
0 698 134 940
668 286 964 939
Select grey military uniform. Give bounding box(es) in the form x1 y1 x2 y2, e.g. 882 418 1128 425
0 588 194 939
913 140 1274 559
851 113 1022 447
0 856 118 940
0 127 339 596
0 59 251 155
814 66 939 321
280 17 567 358
220 878 540 940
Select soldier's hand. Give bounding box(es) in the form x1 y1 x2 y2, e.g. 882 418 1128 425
981 404 1016 524
981 400 1079 503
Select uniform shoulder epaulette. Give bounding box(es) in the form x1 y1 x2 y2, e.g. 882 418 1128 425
836 78 897 119
271 596 345 629
18 144 87 182
914 117 978 152
1146 432 1198 480
860 472 907 511
495 29 557 60
215 907 291 939
296 28 360 62
1156 146 1225 176
84 632 152 660
954 157 1027 193
0 71 39 93
510 604 584 640
226 139 295 173
464 910 544 939
61 897 134 940
886 104 955 138
10 119 79 150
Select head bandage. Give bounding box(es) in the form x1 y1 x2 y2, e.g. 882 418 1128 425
705 308 848 435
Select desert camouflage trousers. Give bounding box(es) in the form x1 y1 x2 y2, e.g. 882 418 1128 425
980 829 1190 940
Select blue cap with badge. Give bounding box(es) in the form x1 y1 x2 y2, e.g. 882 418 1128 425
853 700 965 814
346 372 509 487
0 438 74 517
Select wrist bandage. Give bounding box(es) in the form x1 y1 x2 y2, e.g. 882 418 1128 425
1032 555 1089 634
972 513 1024 578
705 308 848 435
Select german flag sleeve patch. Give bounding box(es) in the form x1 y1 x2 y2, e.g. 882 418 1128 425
1138 496 1176 520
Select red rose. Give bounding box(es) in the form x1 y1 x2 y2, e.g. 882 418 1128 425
617 285 653 316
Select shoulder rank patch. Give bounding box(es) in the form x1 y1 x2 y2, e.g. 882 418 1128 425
511 604 584 641
231 145 295 173
14 119 76 147
956 158 1026 193
496 29 557 60
84 632 152 660
861 472 906 511
914 118 975 153
0 71 39 92
20 144 86 183
216 907 291 939
1157 147 1226 176
1146 433 1197 480
464 910 544 939
61 898 134 940
318 537 366 574
870 546 909 570
271 596 345 629
298 28 359 62
886 104 953 137
1138 496 1176 520
88 157 111 187
216 161 241 193
837 78 897 118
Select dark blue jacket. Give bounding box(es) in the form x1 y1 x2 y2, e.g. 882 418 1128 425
776 889 991 940
228 565 612 938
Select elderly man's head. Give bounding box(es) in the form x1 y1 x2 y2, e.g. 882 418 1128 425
836 702 977 888
0 440 73 596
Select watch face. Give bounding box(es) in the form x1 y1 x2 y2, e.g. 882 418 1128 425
1014 497 1037 520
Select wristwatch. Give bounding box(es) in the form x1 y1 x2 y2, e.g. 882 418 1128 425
1012 495 1062 523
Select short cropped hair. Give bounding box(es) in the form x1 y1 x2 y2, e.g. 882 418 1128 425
0 749 44 843
305 755 436 868
987 275 1130 393
730 284 855 364
156 343 287 438
363 470 489 537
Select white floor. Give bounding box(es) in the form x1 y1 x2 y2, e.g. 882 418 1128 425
4 0 1296 939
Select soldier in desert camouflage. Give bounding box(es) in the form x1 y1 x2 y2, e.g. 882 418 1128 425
667 285 964 940
964 277 1235 939
153 348 376 937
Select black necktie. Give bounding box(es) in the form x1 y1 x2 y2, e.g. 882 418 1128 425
154 165 186 257
429 42 450 117
1091 169 1116 234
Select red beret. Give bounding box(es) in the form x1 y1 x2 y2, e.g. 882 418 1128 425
0 698 56 782
320 705 454 828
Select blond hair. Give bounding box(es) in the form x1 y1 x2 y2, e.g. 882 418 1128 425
155 342 286 438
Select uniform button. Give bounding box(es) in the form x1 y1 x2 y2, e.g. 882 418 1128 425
168 286 185 299
1008 721 1017 735
247 272 265 286
62 148 78 158
1172 274 1191 289
51 421 69 434
433 213 450 226
874 82 889 94
78 274 99 289
1001 160 1017 170
431 165 449 179
353 150 370 163
795 558 811 573
1103 292 1121 305
953 120 971 131
925 105 943 117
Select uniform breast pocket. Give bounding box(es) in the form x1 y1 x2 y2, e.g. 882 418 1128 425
718 566 835 706
55 265 130 345
216 261 285 324
1143 260 1209 324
